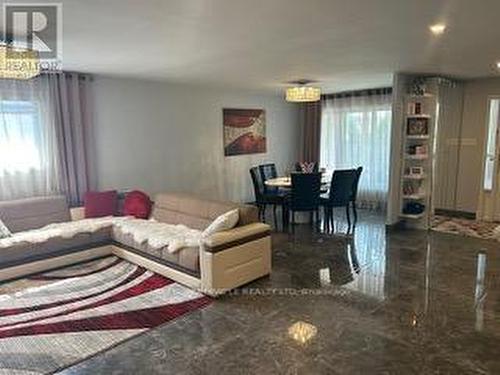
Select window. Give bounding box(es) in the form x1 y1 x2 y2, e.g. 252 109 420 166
321 92 392 210
0 100 43 174
0 74 91 203
483 99 500 191
0 96 57 201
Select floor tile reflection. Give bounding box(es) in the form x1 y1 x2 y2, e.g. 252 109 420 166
59 209 500 375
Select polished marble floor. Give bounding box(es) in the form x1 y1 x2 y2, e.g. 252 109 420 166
60 209 500 374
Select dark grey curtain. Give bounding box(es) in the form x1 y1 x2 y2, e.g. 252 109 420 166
299 101 322 163
46 72 95 206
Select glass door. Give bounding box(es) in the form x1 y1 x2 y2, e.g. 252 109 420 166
479 98 500 221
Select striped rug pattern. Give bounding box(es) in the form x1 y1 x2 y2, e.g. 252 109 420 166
0 257 211 374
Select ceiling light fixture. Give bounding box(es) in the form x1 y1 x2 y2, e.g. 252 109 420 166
0 44 40 80
285 80 321 102
429 23 446 35
496 61 500 70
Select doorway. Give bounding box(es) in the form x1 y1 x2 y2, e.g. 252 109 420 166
429 84 500 239
478 98 500 222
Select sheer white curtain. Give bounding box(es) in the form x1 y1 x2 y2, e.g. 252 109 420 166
0 73 94 204
0 78 61 200
320 89 392 210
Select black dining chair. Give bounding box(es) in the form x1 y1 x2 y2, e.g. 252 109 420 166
285 172 322 229
350 167 363 226
320 169 358 233
250 166 267 221
294 161 319 173
250 166 285 225
259 163 279 194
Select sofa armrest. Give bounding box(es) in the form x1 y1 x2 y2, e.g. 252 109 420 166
70 207 85 221
203 223 271 253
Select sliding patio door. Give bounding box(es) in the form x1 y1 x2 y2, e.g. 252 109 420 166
320 90 392 211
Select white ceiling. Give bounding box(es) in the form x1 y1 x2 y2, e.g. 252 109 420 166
14 0 500 93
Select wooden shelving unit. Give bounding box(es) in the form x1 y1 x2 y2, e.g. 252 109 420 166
405 154 429 160
402 194 426 200
406 93 435 99
399 90 437 229
400 213 426 220
406 135 430 140
403 174 427 180
406 114 431 119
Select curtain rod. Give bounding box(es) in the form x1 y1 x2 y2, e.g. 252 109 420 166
40 70 93 81
322 87 392 100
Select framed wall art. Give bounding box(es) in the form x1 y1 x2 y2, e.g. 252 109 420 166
223 108 266 156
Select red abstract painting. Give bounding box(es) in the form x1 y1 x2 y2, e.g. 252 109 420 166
223 108 266 156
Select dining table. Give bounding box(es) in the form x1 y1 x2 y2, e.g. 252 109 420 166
264 173 332 189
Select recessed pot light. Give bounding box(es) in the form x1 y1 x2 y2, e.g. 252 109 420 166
496 61 500 69
429 23 446 35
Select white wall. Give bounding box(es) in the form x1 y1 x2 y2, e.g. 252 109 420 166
91 76 299 203
386 73 409 225
433 80 464 212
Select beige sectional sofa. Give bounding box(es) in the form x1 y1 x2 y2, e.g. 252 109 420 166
0 193 272 296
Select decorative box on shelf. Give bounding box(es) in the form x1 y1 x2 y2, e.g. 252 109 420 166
407 144 428 155
401 201 426 217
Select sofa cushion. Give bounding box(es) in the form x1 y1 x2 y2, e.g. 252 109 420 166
0 227 111 269
202 209 239 237
0 196 70 233
123 190 152 219
152 193 258 230
112 226 199 274
84 190 118 218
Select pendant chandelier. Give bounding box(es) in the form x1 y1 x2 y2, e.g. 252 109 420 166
285 80 321 102
0 44 40 80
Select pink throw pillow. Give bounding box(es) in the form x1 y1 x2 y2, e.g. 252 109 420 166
84 190 118 218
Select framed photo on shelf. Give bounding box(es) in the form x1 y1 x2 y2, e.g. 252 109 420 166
407 102 423 115
407 117 429 136
410 166 424 176
415 145 427 155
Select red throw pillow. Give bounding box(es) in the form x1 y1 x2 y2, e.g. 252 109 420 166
123 190 152 219
84 190 118 218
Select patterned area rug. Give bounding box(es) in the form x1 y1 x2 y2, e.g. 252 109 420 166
0 256 211 374
432 215 500 241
